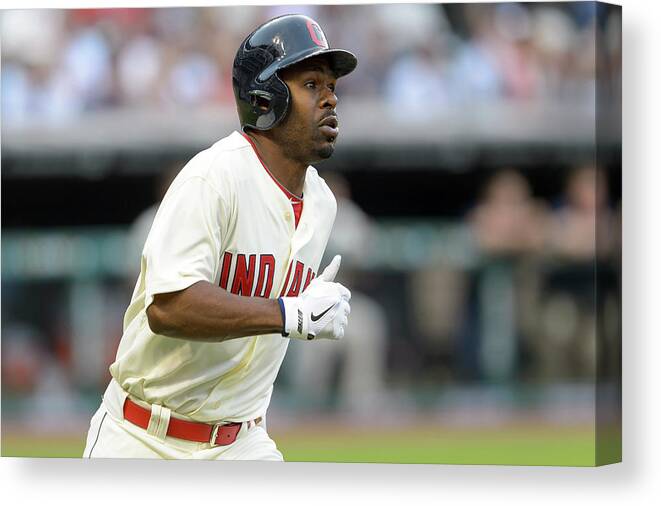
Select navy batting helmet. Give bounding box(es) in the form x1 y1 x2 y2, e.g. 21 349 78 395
232 14 358 131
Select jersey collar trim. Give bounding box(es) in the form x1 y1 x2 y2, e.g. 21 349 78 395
240 132 303 203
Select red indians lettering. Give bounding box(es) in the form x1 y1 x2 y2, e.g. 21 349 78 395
219 252 315 298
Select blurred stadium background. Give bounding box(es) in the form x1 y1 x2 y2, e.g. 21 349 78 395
1 2 621 465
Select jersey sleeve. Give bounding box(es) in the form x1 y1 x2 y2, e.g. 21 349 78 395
142 175 226 308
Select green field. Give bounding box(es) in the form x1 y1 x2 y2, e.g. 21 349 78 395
2 424 597 466
274 425 596 466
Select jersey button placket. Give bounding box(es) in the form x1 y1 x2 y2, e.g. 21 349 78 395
283 208 296 237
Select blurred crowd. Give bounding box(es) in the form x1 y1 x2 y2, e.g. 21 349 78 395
2 162 620 417
1 3 621 419
1 3 620 124
461 164 620 383
313 165 620 408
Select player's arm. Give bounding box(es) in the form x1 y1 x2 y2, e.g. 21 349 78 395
146 282 282 341
146 255 350 343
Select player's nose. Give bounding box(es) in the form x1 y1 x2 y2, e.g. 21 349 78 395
321 87 338 109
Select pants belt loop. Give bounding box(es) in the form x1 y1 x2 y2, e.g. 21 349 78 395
147 403 171 442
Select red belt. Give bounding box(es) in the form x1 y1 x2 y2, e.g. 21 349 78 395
123 397 261 446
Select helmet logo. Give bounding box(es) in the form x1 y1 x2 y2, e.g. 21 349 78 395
306 20 328 48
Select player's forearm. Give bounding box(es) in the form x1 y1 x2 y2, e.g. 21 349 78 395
146 281 284 342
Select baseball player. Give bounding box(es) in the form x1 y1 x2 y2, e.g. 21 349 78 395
83 14 357 460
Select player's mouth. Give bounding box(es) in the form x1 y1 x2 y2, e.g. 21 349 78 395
318 115 339 139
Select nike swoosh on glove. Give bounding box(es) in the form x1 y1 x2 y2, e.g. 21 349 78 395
278 255 352 340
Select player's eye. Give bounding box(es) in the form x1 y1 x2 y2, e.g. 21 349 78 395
304 81 316 89
328 83 336 93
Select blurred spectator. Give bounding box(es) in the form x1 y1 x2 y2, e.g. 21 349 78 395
384 43 451 120
463 169 549 382
116 32 163 105
537 164 614 380
471 169 549 256
548 164 614 260
1 323 46 395
530 5 595 102
161 49 219 106
491 3 540 100
376 4 450 55
382 4 453 119
450 3 505 101
62 24 114 109
409 262 467 381
1 10 66 66
1 322 80 429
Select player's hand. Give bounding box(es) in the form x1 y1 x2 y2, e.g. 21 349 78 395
278 255 351 340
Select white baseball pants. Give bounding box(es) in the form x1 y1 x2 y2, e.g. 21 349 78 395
83 380 283 461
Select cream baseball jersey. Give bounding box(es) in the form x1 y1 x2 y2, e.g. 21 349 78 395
109 131 337 423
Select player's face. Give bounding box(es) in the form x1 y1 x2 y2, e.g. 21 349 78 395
275 58 339 163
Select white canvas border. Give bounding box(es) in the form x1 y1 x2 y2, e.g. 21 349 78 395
2 0 657 504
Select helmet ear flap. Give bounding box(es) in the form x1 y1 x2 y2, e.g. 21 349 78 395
248 74 290 130
248 90 273 112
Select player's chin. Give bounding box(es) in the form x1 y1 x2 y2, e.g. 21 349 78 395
316 143 335 160
314 136 337 160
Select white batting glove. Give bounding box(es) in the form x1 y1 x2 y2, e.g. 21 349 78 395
279 255 351 340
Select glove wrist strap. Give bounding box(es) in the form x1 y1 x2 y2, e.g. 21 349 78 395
278 297 308 339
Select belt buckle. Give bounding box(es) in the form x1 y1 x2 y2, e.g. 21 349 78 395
209 423 223 447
